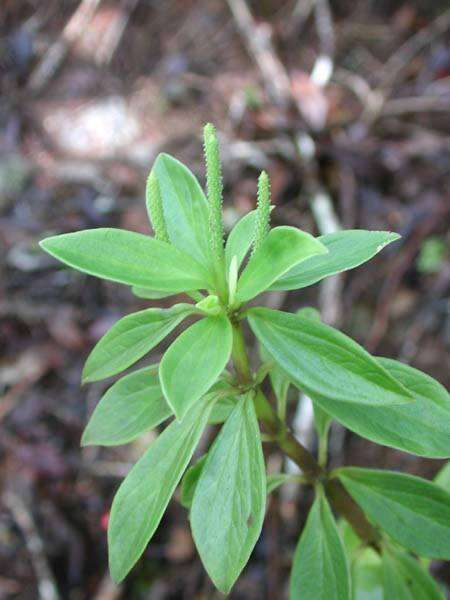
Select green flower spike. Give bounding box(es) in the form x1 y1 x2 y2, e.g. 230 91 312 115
203 123 224 260
146 172 169 243
252 170 271 255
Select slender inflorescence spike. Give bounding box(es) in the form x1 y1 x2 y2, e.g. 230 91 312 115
203 123 224 260
252 170 271 255
146 172 169 243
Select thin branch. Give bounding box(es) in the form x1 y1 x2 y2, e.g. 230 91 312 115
378 10 450 91
4 492 60 600
28 0 102 93
382 95 450 116
226 0 292 108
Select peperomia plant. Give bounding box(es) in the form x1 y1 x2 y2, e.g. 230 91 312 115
40 124 450 598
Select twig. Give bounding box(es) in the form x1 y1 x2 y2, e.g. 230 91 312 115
332 68 381 117
291 0 315 31
378 10 450 92
382 96 450 116
28 0 102 93
226 0 292 108
360 10 450 125
311 0 334 87
4 492 60 600
366 202 448 352
93 573 122 600
94 0 140 65
400 265 450 363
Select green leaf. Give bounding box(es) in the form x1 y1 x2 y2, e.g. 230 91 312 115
435 461 450 492
209 394 237 424
310 358 450 458
191 395 266 594
224 210 257 275
81 367 172 446
267 473 298 494
180 455 207 509
131 286 177 299
313 403 332 441
290 492 351 600
352 549 383 600
270 230 400 291
151 153 212 269
339 520 382 600
82 304 195 383
382 548 444 600
40 228 212 291
248 308 412 408
235 226 327 303
203 379 237 424
160 315 233 420
337 468 450 559
296 306 321 321
108 395 214 582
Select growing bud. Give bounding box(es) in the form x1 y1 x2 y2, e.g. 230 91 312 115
203 123 224 260
252 171 271 255
146 172 169 243
196 294 222 316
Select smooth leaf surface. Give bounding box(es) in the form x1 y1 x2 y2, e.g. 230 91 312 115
352 549 383 600
267 473 297 494
248 308 412 407
338 468 450 559
382 548 443 600
108 396 214 582
290 493 350 600
151 153 212 269
160 315 233 419
339 521 382 600
271 230 400 291
235 226 327 303
204 379 237 424
311 358 450 458
180 455 207 509
224 210 256 275
83 304 195 383
191 396 266 594
131 286 177 299
435 461 450 491
81 367 171 446
40 228 212 291
209 394 237 424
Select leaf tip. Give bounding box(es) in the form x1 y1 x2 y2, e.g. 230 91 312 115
80 430 92 447
39 236 56 254
376 231 401 253
81 373 91 385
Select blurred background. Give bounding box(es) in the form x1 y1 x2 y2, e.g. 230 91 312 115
1 0 449 598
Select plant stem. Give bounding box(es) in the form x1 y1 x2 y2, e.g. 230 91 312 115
253 390 324 481
325 479 381 549
230 320 382 549
231 321 252 383
318 431 329 467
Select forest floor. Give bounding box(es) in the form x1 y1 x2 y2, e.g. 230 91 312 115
1 1 449 598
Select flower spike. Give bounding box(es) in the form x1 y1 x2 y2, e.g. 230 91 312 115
252 170 271 255
203 123 224 260
146 172 169 243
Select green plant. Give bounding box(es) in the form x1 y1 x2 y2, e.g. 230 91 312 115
40 124 450 598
